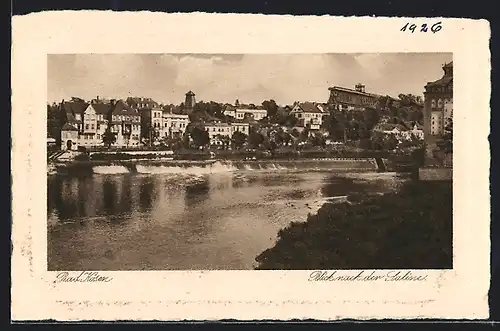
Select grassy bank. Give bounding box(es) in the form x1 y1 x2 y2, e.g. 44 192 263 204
255 179 452 270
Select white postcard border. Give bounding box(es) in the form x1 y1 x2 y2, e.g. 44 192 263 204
11 12 491 321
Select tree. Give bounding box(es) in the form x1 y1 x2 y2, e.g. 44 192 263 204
190 126 210 148
248 131 265 148
363 108 380 130
384 134 399 150
102 128 117 149
299 127 310 143
275 130 292 147
231 131 247 149
310 132 326 148
262 99 279 118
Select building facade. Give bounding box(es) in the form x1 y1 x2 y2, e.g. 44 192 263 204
141 108 191 141
290 102 326 130
60 123 80 150
203 121 250 145
109 101 142 147
162 112 190 137
223 100 268 121
60 99 142 149
423 62 453 138
327 84 379 111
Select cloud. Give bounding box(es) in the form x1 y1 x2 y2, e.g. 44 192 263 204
48 53 452 105
353 53 391 80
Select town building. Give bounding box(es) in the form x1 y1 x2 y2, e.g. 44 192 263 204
373 123 412 141
290 102 326 130
203 120 250 145
405 121 425 140
327 84 379 111
60 123 80 150
109 100 142 147
60 98 142 149
423 62 453 138
223 99 268 121
61 100 110 149
141 108 191 141
162 112 190 137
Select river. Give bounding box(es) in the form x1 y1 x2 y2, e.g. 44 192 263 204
47 161 407 270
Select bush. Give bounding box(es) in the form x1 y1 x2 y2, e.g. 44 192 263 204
255 180 452 269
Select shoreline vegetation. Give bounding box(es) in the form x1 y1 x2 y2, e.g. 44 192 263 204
254 178 452 270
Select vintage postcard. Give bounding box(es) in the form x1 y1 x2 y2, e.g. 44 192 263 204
11 12 490 321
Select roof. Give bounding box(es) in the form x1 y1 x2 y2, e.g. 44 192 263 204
91 102 112 115
61 123 78 131
126 97 157 104
163 112 189 118
425 76 453 87
111 100 140 116
204 122 231 127
235 106 266 111
329 86 379 98
230 121 249 125
374 123 408 132
62 101 88 115
292 102 324 114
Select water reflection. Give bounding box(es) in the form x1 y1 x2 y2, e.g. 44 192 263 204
47 171 403 270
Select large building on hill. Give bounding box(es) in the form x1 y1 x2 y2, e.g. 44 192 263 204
327 83 380 111
60 98 142 150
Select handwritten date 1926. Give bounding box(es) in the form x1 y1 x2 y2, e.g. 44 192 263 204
401 22 442 34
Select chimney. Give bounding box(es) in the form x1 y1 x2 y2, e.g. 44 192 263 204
355 83 366 93
96 95 99 101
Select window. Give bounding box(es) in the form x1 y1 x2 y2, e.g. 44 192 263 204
85 124 89 130
437 99 443 108
97 123 100 130
97 134 101 139
431 99 436 108
91 124 95 130
165 123 167 127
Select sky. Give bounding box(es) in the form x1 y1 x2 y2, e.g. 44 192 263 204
48 53 452 106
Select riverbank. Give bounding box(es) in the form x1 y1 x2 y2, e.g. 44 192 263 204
254 179 452 269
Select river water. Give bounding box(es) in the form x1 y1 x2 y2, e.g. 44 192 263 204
47 161 407 270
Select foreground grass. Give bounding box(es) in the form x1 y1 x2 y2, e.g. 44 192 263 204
255 179 452 270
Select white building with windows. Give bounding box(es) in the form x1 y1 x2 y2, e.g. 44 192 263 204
223 100 268 121
145 108 191 140
290 102 326 130
203 121 250 145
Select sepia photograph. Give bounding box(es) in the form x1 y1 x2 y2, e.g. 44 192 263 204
46 52 454 271
12 12 490 321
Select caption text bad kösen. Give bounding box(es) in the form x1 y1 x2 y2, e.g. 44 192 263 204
53 270 427 284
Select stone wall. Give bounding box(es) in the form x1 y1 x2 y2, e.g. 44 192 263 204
419 167 452 181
